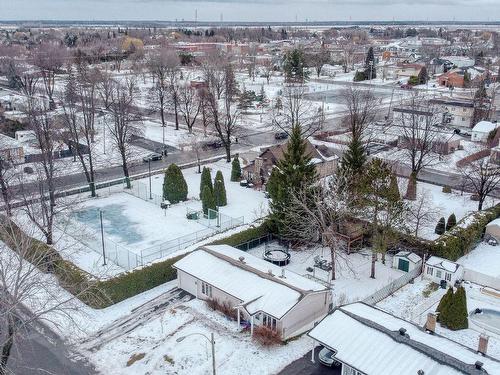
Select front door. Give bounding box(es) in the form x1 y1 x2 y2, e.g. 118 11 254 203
398 258 410 272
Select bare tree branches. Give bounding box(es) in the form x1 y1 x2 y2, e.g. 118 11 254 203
460 159 500 211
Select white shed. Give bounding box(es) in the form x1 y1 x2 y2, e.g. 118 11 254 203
485 218 500 242
423 256 464 286
471 121 498 143
173 245 332 340
392 251 422 272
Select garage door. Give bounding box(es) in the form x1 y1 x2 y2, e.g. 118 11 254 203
398 258 409 272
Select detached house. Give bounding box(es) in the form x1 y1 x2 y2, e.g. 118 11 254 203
173 245 332 340
242 140 338 186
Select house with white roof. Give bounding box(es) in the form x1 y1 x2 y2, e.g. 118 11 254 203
424 256 464 286
471 121 499 143
173 245 332 340
309 302 500 375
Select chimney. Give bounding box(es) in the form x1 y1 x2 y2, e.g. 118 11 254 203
475 361 483 370
253 157 264 182
425 313 437 333
478 334 489 356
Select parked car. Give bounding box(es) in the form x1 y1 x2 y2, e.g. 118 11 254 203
318 347 342 368
400 84 413 90
142 153 163 162
274 131 288 140
202 140 224 150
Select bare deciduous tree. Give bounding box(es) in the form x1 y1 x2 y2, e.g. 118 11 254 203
408 189 439 237
33 44 67 109
460 159 500 211
178 81 201 134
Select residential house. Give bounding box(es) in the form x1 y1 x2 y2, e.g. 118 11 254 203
485 218 500 242
242 140 338 186
490 146 500 164
0 133 24 164
471 121 499 143
309 302 500 375
173 245 332 340
423 256 464 286
437 70 466 88
394 63 425 80
392 251 422 273
428 58 453 75
429 97 476 128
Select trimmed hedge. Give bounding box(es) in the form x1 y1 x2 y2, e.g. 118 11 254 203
431 204 500 261
211 222 270 247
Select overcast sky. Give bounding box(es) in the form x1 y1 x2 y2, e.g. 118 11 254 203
0 0 499 22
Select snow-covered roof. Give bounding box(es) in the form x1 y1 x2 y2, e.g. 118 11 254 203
309 302 500 375
173 245 328 319
425 256 460 273
486 218 500 228
472 121 498 134
395 251 421 264
0 134 23 150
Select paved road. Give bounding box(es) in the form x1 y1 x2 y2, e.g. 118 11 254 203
279 346 341 375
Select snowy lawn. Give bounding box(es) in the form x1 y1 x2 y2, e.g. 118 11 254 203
249 243 405 305
377 278 500 360
79 298 311 375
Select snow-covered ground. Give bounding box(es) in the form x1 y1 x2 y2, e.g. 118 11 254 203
457 242 500 278
377 278 500 360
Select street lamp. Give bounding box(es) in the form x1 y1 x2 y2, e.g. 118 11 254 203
176 332 216 375
148 159 152 200
99 209 106 266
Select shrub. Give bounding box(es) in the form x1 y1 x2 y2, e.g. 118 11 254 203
408 75 419 86
23 166 34 174
353 70 366 82
200 167 213 199
213 170 227 206
253 326 282 346
231 156 242 182
206 298 237 320
202 185 216 216
163 164 188 204
438 286 468 330
446 213 457 231
211 222 270 247
435 217 446 235
437 287 453 323
442 185 452 194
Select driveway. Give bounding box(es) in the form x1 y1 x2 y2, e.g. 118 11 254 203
278 346 341 375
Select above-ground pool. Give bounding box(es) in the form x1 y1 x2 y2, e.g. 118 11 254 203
470 308 500 335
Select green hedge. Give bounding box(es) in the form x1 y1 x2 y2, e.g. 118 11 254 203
430 204 500 261
210 222 270 247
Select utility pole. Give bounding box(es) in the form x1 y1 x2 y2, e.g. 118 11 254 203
100 210 106 265
148 159 152 200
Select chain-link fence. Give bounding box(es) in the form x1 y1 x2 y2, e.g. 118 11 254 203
127 180 164 207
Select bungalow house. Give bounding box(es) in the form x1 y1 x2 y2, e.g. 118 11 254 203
173 245 332 340
242 140 338 186
471 121 499 143
424 256 464 286
394 63 425 80
0 133 24 164
309 302 500 375
392 251 422 273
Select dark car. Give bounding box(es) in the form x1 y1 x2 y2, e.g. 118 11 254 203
318 347 342 368
142 153 163 162
202 140 224 150
400 84 413 90
274 132 288 140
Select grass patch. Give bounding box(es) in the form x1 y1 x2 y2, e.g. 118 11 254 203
126 353 146 367
163 355 175 365
422 282 439 298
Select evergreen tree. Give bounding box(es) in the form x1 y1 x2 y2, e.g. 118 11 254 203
339 136 367 191
202 185 217 217
437 287 454 323
283 48 310 83
435 217 446 235
257 85 267 104
163 164 188 204
447 286 468 330
213 170 227 206
388 174 401 201
446 213 457 231
364 47 376 80
268 124 317 232
200 167 213 199
231 156 242 182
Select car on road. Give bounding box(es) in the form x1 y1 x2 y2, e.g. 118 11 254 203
274 131 288 140
142 153 163 162
400 84 413 90
202 140 224 150
318 347 341 368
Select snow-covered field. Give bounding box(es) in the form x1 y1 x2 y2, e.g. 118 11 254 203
377 278 500 360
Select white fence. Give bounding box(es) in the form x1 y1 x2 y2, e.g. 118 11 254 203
463 269 500 291
363 266 422 306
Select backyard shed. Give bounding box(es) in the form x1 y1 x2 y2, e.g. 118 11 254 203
173 245 332 340
485 218 500 242
423 256 464 286
392 251 421 273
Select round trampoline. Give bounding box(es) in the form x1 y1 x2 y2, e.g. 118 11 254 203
263 246 291 266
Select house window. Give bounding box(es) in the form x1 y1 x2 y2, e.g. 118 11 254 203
427 266 433 276
436 270 442 279
261 313 277 331
343 365 363 375
445 273 452 282
201 282 212 297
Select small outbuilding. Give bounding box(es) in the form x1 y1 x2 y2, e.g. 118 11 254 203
485 218 500 242
392 251 422 273
423 256 464 286
471 121 498 143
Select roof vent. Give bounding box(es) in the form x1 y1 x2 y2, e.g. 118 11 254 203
399 328 408 337
475 361 483 370
268 269 274 277
238 256 245 263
